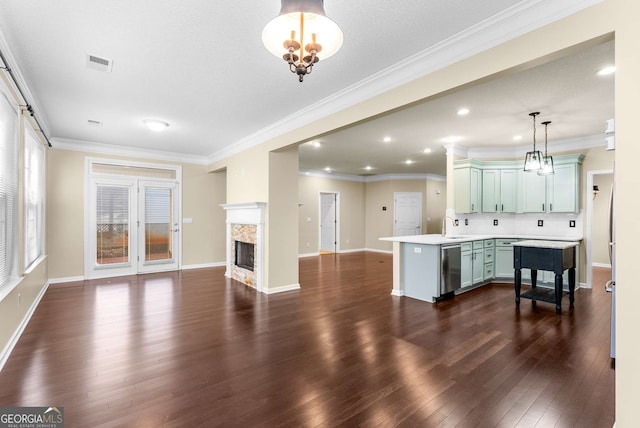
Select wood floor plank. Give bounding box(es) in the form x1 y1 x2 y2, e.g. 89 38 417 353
0 254 615 427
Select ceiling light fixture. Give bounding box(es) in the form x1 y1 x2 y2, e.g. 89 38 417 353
405 159 414 165
364 165 373 171
442 136 461 143
513 135 523 141
523 112 542 172
537 120 554 175
143 119 169 132
423 148 432 154
596 65 616 76
383 136 391 143
457 108 470 116
263 0 343 82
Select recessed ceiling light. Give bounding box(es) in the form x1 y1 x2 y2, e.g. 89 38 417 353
308 140 321 148
383 136 392 143
143 119 169 132
513 135 523 141
596 65 616 76
442 136 462 143
405 159 414 165
423 148 432 154
457 108 470 116
324 167 332 173
364 165 373 171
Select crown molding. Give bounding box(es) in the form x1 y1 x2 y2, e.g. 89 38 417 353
51 137 209 165
467 133 605 159
0 26 51 136
207 0 604 165
299 169 446 183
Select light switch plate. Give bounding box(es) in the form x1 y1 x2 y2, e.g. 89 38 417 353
569 220 576 227
493 219 498 226
538 220 544 227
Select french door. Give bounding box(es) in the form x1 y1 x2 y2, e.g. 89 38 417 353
88 178 179 278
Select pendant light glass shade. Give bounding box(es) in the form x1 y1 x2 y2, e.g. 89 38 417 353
263 0 343 81
537 120 555 175
523 112 542 172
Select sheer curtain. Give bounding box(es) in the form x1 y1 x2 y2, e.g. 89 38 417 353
23 124 45 271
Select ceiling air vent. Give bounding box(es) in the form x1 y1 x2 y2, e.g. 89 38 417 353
86 54 113 72
87 119 103 126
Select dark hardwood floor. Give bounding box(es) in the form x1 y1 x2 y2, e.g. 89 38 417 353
0 253 614 427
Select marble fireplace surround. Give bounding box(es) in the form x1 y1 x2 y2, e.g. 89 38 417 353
221 202 265 292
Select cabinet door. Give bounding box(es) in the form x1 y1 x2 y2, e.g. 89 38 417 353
522 172 547 213
500 170 517 212
482 169 499 213
454 167 481 213
461 251 473 288
495 247 514 278
546 163 578 213
470 168 481 213
472 249 484 284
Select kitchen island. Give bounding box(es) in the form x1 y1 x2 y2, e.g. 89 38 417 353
380 234 582 303
513 240 579 314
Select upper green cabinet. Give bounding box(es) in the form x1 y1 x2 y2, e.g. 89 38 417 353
454 154 583 214
454 166 481 213
482 169 517 213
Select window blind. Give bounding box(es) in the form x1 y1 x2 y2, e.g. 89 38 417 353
0 90 19 286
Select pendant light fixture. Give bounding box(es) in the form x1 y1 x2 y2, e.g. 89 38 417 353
523 112 542 172
262 0 343 82
538 120 555 175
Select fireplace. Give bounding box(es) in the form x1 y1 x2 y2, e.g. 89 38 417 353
235 241 255 271
221 202 265 292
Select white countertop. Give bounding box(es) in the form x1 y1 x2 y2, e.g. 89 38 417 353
379 234 583 245
512 239 580 249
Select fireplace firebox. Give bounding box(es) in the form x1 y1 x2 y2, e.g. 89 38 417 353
235 241 255 272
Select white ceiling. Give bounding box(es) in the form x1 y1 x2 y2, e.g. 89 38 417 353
0 1 612 175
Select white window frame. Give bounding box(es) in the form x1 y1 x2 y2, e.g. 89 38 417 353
0 78 21 301
23 123 46 274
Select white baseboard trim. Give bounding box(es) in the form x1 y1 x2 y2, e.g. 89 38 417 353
339 248 367 253
263 283 301 294
391 289 404 297
592 262 612 268
48 276 84 285
365 248 394 254
0 281 50 373
299 252 320 258
181 262 225 270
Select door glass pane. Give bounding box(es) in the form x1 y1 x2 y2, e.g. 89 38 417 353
144 187 172 261
96 185 129 265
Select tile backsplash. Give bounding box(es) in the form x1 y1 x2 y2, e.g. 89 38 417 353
452 211 583 238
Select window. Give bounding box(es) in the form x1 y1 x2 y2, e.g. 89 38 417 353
0 89 19 287
23 124 45 272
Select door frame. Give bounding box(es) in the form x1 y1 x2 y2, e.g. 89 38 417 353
585 169 613 289
84 157 182 279
318 191 340 253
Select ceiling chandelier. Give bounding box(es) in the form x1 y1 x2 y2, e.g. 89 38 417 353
262 0 343 82
523 112 542 172
538 120 555 175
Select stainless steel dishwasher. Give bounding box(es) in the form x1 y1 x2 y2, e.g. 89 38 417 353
440 244 462 298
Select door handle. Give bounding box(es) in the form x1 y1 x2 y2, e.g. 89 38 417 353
173 228 180 232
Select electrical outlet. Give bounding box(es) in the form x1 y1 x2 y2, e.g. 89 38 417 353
454 219 459 226
538 220 544 227
382 206 387 211
465 219 468 226
493 219 498 226
569 220 576 228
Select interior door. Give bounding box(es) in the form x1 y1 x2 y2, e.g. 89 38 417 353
138 181 179 273
394 192 422 236
320 193 336 252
